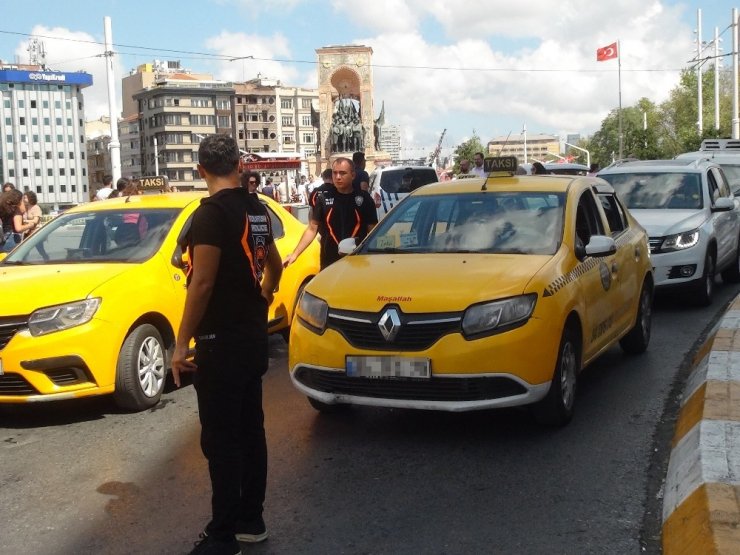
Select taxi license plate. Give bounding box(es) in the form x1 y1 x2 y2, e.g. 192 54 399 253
346 356 430 379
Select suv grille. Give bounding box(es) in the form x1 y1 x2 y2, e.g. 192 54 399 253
327 307 462 351
0 316 28 350
294 367 527 402
648 237 664 254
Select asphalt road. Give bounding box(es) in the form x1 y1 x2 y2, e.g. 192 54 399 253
1 283 737 555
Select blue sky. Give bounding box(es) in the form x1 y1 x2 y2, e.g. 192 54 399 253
0 1 734 156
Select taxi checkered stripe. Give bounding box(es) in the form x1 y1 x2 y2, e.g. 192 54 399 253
543 229 639 297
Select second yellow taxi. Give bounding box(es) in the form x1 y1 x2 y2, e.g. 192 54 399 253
289 157 654 426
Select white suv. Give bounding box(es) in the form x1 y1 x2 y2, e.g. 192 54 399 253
598 159 740 305
675 139 740 194
368 165 439 220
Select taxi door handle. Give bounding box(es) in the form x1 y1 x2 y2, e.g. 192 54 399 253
611 262 619 274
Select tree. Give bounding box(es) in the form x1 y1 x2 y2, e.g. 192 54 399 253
452 132 485 173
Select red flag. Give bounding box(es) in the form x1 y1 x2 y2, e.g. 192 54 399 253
596 42 618 62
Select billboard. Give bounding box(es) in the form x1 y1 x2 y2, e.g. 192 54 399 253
0 69 93 87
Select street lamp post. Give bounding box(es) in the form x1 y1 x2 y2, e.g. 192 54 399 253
563 142 590 169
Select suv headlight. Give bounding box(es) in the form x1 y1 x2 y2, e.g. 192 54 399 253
462 294 537 338
297 292 328 333
28 298 101 336
661 229 700 252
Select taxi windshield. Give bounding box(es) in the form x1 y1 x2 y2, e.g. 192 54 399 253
599 172 704 210
361 192 565 255
2 208 180 265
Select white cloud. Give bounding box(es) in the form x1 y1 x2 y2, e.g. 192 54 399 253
14 25 124 121
332 0 694 147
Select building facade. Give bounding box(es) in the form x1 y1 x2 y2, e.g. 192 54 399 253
119 114 141 178
0 64 92 210
133 75 234 190
379 124 401 163
487 134 560 163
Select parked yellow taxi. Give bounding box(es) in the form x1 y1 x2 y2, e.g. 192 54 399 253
0 192 318 411
289 157 654 426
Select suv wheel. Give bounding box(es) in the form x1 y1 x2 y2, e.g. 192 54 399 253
693 251 715 306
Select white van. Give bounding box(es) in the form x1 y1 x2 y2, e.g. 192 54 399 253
368 165 439 220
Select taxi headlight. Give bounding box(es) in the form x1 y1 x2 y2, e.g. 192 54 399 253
28 298 101 337
297 292 328 333
661 229 700 252
462 294 537 338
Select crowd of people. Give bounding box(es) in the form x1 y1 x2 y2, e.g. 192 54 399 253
1 182 42 252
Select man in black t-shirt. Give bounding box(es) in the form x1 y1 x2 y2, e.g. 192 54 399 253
352 151 370 192
308 167 333 216
172 135 282 554
284 157 377 270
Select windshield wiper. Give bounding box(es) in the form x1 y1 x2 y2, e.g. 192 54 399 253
366 247 406 253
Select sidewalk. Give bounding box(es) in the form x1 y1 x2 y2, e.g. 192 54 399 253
662 295 740 554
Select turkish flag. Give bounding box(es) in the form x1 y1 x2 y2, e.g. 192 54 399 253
596 42 618 61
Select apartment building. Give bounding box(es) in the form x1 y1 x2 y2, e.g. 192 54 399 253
487 133 560 162
0 63 92 210
379 124 401 163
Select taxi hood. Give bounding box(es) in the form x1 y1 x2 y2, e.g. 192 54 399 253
629 209 708 237
0 263 131 314
308 254 551 312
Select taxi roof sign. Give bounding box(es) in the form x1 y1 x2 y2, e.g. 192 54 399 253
484 156 518 173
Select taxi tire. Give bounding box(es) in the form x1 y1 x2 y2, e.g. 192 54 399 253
532 326 579 427
113 324 166 412
619 282 652 355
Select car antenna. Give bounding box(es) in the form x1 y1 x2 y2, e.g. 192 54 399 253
481 130 512 192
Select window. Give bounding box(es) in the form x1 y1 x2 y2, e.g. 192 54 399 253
48 168 53 176
36 185 42 193
302 115 311 126
18 99 24 108
22 168 28 177
283 134 294 144
4 117 9 125
303 132 314 143
71 185 76 192
281 98 292 109
238 130 244 140
216 99 230 110
33 134 39 143
30 100 36 108
56 117 62 125
598 193 628 235
67 118 72 126
42 100 48 109
34 152 40 160
20 116 25 125
31 117 38 125
60 168 65 176
43 117 50 125
60 185 66 192
45 134 51 142
22 152 27 160
6 152 13 160
282 116 293 126
68 135 73 143
8 169 14 177
20 134 26 142
57 134 63 142
3 99 10 108
35 169 41 177
48 184 54 192
69 152 74 159
58 152 64 159
46 151 52 159
302 98 312 109
575 191 605 247
251 131 259 140
5 135 11 143
217 115 230 128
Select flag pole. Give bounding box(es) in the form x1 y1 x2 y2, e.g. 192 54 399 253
618 39 623 159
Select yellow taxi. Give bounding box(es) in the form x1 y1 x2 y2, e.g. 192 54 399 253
289 157 654 426
0 192 318 411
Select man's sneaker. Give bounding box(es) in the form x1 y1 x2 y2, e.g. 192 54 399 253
189 531 241 555
235 517 268 543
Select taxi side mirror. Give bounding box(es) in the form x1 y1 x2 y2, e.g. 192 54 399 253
338 237 357 256
171 248 190 270
585 235 617 258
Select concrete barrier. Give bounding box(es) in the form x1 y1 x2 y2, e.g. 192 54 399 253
662 296 740 554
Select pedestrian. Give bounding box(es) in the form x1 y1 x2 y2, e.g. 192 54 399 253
171 134 282 555
470 152 486 178
308 167 334 215
109 177 130 199
587 163 600 176
458 159 471 175
22 191 42 239
240 171 260 194
352 151 370 192
261 177 276 200
284 157 378 270
2 182 15 193
0 189 35 252
94 175 114 200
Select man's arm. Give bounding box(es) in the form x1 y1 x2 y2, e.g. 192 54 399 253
261 242 283 305
171 244 220 387
283 219 319 267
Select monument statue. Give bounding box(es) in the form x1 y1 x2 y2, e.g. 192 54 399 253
330 97 364 153
373 101 385 152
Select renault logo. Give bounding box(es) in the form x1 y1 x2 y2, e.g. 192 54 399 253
378 308 401 341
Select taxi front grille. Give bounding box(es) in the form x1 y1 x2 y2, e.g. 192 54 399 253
0 315 28 350
327 309 462 351
0 374 38 395
294 367 527 402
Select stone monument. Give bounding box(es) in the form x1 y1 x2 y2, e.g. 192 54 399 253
315 45 389 171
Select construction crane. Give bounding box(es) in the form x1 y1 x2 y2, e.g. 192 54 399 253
427 128 446 168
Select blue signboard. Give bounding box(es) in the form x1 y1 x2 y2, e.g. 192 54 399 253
0 69 93 87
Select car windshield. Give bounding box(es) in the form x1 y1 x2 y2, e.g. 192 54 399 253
600 172 703 209
361 192 565 255
3 208 181 265
378 169 437 194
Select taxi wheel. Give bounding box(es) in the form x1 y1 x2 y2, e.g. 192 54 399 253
532 326 579 427
619 282 652 354
693 251 715 306
307 396 347 413
113 324 166 411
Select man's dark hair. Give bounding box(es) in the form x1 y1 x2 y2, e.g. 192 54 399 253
3 182 15 191
321 168 333 181
103 174 113 186
198 134 240 177
352 151 365 164
333 157 355 172
475 152 484 159
116 177 130 191
589 163 599 172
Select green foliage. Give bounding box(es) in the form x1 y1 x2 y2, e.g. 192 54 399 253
452 132 485 173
